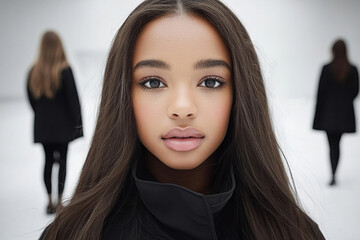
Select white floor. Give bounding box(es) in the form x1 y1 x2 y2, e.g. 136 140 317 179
0 98 359 240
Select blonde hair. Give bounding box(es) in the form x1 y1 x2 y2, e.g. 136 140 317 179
29 31 68 99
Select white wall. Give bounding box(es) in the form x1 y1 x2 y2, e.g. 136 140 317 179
222 0 360 99
0 0 142 100
1 0 359 100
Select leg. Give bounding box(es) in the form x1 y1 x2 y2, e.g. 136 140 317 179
42 144 56 214
326 132 342 185
56 143 68 203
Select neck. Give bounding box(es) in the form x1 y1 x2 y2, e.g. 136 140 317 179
146 152 216 195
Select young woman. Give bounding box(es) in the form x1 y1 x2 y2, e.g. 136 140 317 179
27 31 83 214
313 39 359 186
41 0 325 239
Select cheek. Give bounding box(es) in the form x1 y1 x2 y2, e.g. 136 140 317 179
132 92 146 137
132 92 163 139
132 94 143 125
203 93 232 132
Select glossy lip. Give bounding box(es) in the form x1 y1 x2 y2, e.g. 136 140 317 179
162 127 205 152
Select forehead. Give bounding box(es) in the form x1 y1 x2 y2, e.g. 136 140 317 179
132 14 231 67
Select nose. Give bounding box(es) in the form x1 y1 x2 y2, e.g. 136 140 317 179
168 87 197 119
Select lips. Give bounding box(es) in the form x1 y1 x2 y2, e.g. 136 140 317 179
162 127 204 152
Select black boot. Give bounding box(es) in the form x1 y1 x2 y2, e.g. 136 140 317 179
46 204 56 214
329 176 336 186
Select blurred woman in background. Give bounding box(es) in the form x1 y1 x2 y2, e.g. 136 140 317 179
27 30 83 214
313 39 359 186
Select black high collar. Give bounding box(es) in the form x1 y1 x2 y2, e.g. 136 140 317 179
133 161 235 240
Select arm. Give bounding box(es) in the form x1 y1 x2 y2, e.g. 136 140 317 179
62 67 83 135
313 65 329 130
26 69 35 111
315 66 328 108
350 67 359 100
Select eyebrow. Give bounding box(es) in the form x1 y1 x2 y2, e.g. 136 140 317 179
133 60 170 71
194 59 231 71
133 58 231 71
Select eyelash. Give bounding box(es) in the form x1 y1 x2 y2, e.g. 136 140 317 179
138 76 166 90
198 76 225 90
138 75 226 90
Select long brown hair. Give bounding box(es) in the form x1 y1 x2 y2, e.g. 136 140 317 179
331 39 351 82
43 1 321 239
29 31 68 99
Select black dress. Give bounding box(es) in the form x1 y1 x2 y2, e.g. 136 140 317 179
313 63 359 133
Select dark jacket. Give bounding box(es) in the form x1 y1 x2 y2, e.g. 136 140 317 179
27 66 83 144
102 161 237 240
313 63 359 133
101 161 325 240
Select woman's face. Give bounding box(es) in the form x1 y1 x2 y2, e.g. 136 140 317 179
131 14 233 170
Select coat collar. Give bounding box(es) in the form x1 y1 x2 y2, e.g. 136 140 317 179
132 160 235 240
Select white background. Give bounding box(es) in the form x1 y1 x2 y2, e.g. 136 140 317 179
0 0 359 239
1 0 360 100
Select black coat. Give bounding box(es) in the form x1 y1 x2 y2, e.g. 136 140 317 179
313 63 359 133
102 161 237 240
27 66 83 144
101 161 325 240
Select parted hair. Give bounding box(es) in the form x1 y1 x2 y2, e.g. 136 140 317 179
42 0 322 239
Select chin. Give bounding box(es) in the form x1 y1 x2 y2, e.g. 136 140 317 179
161 157 206 170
